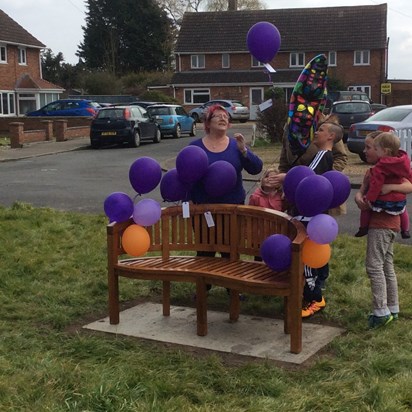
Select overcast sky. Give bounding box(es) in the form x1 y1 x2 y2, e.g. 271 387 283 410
0 0 411 79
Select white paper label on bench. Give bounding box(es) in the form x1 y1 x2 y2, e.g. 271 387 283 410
182 202 190 218
204 211 215 227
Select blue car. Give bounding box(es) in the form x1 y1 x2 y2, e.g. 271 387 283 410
146 104 196 138
26 99 101 117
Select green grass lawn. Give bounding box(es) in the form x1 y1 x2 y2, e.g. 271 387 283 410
0 203 411 411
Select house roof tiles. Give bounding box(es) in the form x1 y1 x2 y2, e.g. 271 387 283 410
175 4 387 53
0 9 45 48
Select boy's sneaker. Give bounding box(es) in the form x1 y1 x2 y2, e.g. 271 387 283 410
368 314 393 329
355 227 368 237
302 297 326 318
391 312 399 320
401 230 410 239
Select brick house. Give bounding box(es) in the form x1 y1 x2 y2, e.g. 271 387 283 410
171 4 388 119
0 9 63 117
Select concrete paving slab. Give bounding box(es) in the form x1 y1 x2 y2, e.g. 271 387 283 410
83 303 345 364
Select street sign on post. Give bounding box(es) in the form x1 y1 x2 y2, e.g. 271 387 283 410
381 83 391 94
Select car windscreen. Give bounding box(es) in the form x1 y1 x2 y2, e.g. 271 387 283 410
147 108 170 116
333 103 370 114
96 109 124 119
367 107 412 122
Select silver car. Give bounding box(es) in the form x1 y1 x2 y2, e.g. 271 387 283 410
347 105 412 161
189 99 250 123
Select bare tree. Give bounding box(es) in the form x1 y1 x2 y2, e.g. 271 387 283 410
157 0 204 26
205 0 265 11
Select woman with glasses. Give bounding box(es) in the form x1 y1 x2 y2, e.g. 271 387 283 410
188 104 263 205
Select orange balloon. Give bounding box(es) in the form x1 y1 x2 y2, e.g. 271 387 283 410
121 224 151 257
302 238 331 268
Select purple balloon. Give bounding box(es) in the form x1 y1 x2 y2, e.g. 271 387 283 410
132 199 162 226
307 214 339 244
260 234 292 271
246 22 281 63
283 166 315 204
323 170 351 209
176 146 209 184
295 175 333 217
103 192 133 223
129 157 162 195
160 168 190 202
203 160 237 198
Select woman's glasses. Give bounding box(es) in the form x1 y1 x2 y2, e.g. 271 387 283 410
211 113 229 120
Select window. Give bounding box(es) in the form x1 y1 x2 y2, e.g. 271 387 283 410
290 52 305 67
191 54 205 69
328 51 337 66
354 50 370 65
251 56 264 68
184 89 210 104
348 85 371 99
18 47 27 65
0 92 16 116
0 43 7 63
222 53 230 68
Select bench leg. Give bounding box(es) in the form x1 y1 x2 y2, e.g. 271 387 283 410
289 295 302 354
108 272 119 325
283 296 289 334
196 278 207 336
162 281 170 316
229 289 240 322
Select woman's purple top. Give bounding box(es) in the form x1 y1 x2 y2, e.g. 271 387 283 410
188 137 263 204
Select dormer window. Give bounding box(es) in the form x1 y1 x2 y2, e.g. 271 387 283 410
290 52 305 68
0 44 7 63
191 54 205 69
18 47 27 65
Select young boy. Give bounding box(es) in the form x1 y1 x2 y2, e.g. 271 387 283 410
355 132 412 328
300 121 344 317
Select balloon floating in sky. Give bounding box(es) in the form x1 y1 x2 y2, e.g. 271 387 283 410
246 21 281 63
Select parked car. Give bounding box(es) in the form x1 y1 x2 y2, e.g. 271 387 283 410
370 103 387 113
89 105 161 149
129 101 162 109
347 105 412 161
146 104 196 138
330 100 373 142
26 99 101 117
188 99 250 123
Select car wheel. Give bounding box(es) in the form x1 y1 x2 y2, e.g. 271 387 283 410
173 124 181 139
153 127 161 143
130 129 141 147
191 113 199 123
190 122 196 137
359 152 367 162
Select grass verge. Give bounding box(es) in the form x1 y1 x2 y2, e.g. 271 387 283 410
0 203 411 411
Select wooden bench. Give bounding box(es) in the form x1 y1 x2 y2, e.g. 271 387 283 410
107 203 307 353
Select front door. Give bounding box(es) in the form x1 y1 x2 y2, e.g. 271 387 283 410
250 88 264 120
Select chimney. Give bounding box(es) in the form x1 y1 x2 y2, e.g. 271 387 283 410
228 0 238 11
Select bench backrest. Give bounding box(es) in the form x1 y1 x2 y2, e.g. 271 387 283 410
107 204 306 261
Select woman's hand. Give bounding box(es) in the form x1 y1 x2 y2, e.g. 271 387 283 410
234 133 247 154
